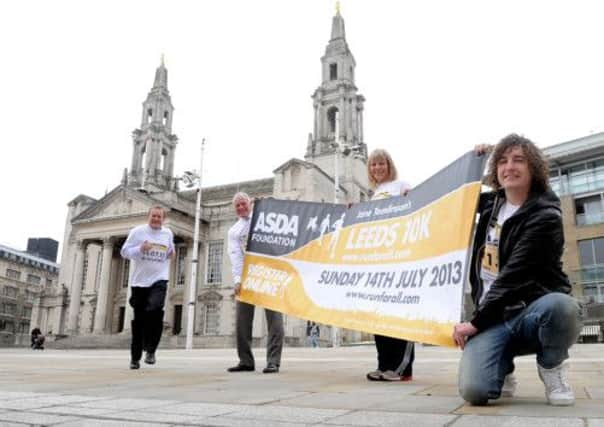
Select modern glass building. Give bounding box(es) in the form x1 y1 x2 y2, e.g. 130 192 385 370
544 132 604 341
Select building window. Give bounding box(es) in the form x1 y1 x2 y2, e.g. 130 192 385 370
575 194 604 226
0 320 14 332
202 303 219 335
3 286 18 298
206 241 223 284
327 107 338 135
1 303 17 315
121 259 130 288
82 253 89 289
25 290 35 302
22 307 32 319
45 278 52 287
6 269 20 280
329 63 338 80
21 322 30 334
26 274 41 285
176 246 187 287
577 237 604 303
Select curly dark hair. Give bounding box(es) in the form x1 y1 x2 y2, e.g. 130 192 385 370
486 133 550 194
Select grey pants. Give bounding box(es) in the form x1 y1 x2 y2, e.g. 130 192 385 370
236 300 284 368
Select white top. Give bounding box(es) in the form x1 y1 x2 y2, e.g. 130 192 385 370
479 201 520 303
228 216 251 284
372 180 412 200
120 224 175 288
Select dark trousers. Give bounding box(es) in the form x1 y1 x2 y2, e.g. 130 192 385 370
129 280 167 361
236 300 284 368
374 334 415 376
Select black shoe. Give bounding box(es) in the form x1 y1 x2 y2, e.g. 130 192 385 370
262 364 279 374
130 360 140 370
144 352 156 365
227 364 255 372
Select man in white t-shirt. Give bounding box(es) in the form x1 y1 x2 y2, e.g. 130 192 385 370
121 206 174 370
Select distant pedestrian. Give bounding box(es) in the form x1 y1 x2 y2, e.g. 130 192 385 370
309 322 320 348
30 328 45 350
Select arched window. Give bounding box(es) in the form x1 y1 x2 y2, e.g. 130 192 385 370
327 107 338 135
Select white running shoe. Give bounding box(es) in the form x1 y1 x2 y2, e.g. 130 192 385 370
501 373 518 397
537 361 575 406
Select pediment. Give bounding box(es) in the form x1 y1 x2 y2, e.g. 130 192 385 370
72 185 169 223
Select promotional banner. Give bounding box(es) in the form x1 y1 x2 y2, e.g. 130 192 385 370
239 151 486 347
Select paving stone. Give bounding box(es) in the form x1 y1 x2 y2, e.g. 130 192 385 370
373 394 465 413
0 395 106 410
322 410 456 426
59 419 165 427
99 410 202 424
0 410 78 425
220 405 350 424
0 391 50 401
31 406 117 416
586 387 604 399
450 415 584 427
587 420 604 427
146 401 249 417
71 397 179 410
183 419 307 427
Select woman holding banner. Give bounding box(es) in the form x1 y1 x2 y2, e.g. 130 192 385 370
365 149 416 382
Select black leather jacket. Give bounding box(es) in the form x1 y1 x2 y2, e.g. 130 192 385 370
469 189 571 331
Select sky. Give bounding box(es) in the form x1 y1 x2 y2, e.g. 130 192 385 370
2 0 604 257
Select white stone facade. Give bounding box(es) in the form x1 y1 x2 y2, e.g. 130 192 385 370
51 9 370 346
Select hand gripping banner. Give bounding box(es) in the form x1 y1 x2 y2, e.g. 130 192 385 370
239 151 486 347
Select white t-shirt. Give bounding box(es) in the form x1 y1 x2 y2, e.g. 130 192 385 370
479 201 520 303
120 224 175 288
372 180 411 200
228 216 251 284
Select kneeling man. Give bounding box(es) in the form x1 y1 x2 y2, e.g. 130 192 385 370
453 134 583 406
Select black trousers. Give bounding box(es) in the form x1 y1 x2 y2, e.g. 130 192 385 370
374 334 415 376
129 280 167 361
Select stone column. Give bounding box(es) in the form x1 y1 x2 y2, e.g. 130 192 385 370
67 241 86 334
30 292 41 329
93 238 114 334
181 240 195 335
359 107 364 143
123 284 133 332
313 103 319 143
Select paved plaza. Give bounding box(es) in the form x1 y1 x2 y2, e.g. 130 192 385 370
0 343 602 426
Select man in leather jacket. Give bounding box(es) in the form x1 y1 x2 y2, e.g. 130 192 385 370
453 134 583 406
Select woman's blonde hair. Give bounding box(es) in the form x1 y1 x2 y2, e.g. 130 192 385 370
367 148 398 188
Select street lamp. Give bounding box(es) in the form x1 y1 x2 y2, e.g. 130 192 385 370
181 138 205 350
331 119 343 348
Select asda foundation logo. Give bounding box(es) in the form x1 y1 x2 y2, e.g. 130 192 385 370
251 212 299 248
254 212 299 236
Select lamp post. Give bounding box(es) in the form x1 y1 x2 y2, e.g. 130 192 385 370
184 138 205 350
332 119 341 348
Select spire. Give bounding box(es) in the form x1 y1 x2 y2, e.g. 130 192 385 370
153 55 168 89
330 3 345 40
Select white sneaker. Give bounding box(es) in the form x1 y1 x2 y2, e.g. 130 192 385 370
537 361 575 406
501 373 517 397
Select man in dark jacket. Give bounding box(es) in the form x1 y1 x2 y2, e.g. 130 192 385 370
453 134 583 406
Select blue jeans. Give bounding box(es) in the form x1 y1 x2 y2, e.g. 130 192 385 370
458 293 583 405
